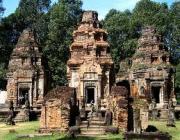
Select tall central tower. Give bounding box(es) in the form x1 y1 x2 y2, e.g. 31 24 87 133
67 11 113 110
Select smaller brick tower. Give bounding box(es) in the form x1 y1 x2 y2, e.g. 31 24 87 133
6 28 47 109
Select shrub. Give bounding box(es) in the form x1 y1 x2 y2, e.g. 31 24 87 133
105 126 119 134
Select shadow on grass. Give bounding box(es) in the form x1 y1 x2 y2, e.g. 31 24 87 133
59 137 96 140
59 136 121 140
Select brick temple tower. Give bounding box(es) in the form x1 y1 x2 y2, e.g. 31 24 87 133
67 11 113 110
129 26 176 112
6 28 47 108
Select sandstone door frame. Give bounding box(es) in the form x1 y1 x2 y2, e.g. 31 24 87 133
84 81 98 107
150 82 164 108
85 86 95 104
17 82 32 107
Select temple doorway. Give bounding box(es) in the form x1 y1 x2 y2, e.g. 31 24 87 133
86 87 95 104
19 88 29 105
152 86 161 103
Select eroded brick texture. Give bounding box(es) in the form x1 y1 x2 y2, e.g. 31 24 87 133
108 86 129 131
6 28 46 108
39 86 77 133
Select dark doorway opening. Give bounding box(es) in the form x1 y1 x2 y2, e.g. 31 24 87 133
152 86 161 103
86 88 95 104
19 88 29 105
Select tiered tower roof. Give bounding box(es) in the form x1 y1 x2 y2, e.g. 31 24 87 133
68 11 113 66
8 28 42 72
138 26 163 51
131 26 170 70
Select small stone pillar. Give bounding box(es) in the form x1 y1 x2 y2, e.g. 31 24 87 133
105 109 112 126
167 100 175 127
133 109 141 133
140 108 149 131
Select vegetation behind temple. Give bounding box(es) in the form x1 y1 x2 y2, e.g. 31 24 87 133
0 0 179 95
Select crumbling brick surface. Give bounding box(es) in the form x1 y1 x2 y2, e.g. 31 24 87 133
111 86 128 97
44 86 75 101
108 86 129 131
40 86 76 133
6 28 46 108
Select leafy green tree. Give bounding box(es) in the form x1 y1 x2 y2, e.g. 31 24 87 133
169 2 180 99
16 0 50 28
44 0 82 87
104 9 137 72
0 0 51 89
168 1 180 60
0 0 5 19
0 13 21 89
0 0 51 67
131 0 170 36
15 0 51 45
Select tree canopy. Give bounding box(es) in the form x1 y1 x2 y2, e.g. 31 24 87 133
0 0 5 18
44 0 82 87
0 0 179 92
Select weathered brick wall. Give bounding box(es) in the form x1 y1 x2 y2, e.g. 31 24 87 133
39 86 76 133
40 100 70 132
108 86 128 131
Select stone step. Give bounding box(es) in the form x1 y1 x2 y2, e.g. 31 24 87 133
81 119 105 123
81 130 105 134
80 115 106 136
81 127 105 132
90 121 105 124
81 122 105 126
80 125 106 128
77 134 107 137
89 119 104 122
81 131 105 135
14 110 29 122
89 118 104 121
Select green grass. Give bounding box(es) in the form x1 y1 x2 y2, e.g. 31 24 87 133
0 121 64 140
0 121 180 140
149 121 180 140
0 121 123 140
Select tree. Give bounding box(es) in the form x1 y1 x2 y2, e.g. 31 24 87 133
0 0 51 89
0 0 5 19
104 9 137 72
106 0 173 71
16 0 50 28
168 1 180 60
131 0 170 36
44 0 82 87
15 0 51 45
0 13 21 89
169 2 180 99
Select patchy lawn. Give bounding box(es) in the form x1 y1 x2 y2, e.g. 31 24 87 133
0 121 123 140
0 121 180 140
0 121 64 140
149 121 180 140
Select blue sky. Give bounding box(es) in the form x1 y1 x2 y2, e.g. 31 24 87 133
3 0 174 19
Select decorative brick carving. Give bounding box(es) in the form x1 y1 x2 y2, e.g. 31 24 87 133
117 26 176 121
67 11 113 110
